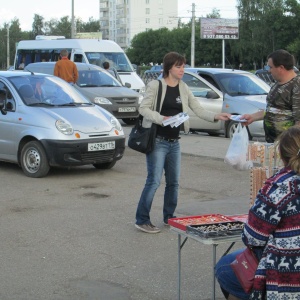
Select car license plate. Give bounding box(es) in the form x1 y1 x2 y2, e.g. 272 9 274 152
88 141 115 151
118 107 136 112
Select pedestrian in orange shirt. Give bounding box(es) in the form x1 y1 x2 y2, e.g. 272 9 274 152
54 49 78 85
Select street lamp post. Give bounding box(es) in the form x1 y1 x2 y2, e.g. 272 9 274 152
6 25 10 69
191 3 195 67
71 0 75 38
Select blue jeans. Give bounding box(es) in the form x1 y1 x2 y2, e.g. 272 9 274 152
135 138 181 225
215 249 250 300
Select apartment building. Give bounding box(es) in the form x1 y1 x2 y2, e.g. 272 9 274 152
100 0 178 49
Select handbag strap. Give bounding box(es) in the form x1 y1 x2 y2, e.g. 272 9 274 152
155 80 162 112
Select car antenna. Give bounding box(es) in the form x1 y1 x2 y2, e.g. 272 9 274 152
225 57 234 70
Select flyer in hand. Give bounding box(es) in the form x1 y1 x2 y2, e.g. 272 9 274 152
162 112 189 128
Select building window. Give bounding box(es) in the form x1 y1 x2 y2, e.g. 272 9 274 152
159 18 163 24
146 18 150 23
158 8 162 15
146 8 150 14
146 0 149 3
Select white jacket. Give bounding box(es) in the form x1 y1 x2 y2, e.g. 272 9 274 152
139 78 217 133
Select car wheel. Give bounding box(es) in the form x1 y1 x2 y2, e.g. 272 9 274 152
122 118 136 125
20 141 50 178
93 160 116 169
226 120 252 140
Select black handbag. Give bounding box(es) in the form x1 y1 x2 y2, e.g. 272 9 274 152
128 80 162 154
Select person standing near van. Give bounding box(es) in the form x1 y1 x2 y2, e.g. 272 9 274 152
54 49 78 85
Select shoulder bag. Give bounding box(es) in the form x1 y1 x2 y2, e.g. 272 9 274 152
230 247 259 294
128 80 162 154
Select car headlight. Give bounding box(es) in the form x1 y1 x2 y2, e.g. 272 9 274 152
110 116 122 131
56 120 73 135
94 97 112 105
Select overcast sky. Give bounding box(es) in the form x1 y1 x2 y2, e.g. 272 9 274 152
0 0 238 31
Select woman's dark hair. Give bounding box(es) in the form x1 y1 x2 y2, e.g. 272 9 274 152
163 52 186 78
276 126 300 173
268 49 295 70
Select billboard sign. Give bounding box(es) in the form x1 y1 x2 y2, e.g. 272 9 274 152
201 18 239 39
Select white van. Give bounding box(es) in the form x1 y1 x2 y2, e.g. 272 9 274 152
14 37 145 93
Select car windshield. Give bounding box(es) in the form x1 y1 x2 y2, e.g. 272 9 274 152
9 75 92 106
85 52 133 72
77 70 122 88
216 73 270 96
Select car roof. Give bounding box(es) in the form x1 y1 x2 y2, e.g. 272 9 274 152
1 71 37 77
185 67 252 75
25 62 105 72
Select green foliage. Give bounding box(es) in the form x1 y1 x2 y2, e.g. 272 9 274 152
2 1 300 70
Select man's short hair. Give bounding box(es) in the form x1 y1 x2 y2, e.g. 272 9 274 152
60 49 69 57
268 49 295 70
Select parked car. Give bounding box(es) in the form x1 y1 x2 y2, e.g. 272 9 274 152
144 65 163 74
0 71 125 178
255 65 299 86
25 62 143 125
161 68 270 139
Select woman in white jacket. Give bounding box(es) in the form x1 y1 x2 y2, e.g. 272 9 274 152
135 52 231 234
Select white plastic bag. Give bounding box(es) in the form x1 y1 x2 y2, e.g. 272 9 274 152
224 123 253 171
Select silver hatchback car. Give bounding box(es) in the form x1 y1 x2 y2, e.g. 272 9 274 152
0 71 125 178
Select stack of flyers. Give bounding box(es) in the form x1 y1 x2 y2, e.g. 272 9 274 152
162 112 189 128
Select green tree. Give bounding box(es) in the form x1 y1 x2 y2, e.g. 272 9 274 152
32 14 44 38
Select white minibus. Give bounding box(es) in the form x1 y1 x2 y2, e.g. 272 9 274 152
14 37 145 92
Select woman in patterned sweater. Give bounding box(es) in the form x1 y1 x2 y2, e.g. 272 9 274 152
215 126 300 300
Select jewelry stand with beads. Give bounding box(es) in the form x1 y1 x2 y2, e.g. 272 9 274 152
248 142 283 206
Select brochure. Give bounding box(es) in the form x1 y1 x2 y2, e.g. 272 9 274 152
162 112 189 128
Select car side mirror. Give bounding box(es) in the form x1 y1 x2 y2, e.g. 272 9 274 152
206 90 219 99
124 82 131 88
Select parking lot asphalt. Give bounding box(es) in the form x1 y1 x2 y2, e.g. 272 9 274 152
0 124 263 300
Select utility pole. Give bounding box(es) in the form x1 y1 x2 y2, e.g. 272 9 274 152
191 3 195 67
6 25 10 69
71 0 75 38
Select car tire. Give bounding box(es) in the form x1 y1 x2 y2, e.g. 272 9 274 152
226 120 252 140
122 118 136 125
93 160 116 169
20 141 50 178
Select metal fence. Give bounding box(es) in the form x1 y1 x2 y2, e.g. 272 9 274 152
141 72 160 85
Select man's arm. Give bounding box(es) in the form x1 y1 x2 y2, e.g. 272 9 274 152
240 110 264 126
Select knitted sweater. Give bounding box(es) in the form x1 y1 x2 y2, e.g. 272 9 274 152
242 167 300 299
